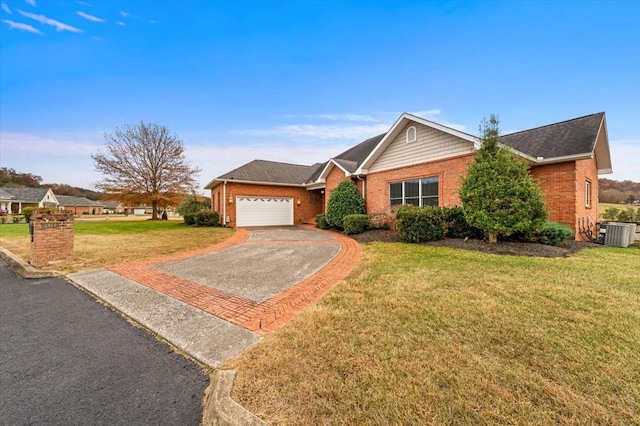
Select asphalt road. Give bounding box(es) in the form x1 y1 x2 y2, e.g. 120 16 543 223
0 261 208 425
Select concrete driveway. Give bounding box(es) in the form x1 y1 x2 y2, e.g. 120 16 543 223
68 226 361 368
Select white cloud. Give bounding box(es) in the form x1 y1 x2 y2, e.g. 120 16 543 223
76 11 104 23
282 113 377 122
236 124 390 140
2 3 11 14
115 21 125 26
77 1 91 6
120 11 129 17
608 139 640 182
408 109 441 117
18 10 83 32
2 19 42 34
24 0 35 6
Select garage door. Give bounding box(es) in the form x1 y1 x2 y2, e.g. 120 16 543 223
236 196 294 227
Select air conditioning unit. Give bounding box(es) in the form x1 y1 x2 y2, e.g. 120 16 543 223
604 223 631 248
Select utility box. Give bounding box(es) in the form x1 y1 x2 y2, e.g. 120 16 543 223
603 222 631 248
30 210 74 267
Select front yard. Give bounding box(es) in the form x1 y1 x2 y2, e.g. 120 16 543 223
226 242 640 425
0 220 234 272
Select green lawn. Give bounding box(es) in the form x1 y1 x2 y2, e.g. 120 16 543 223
0 220 234 272
227 243 640 425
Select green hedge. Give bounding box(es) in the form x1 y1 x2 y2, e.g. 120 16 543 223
533 222 574 246
315 214 329 230
396 205 445 243
441 206 484 239
343 214 369 235
326 180 365 229
184 210 220 226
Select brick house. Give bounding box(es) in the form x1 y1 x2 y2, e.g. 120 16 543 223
205 112 612 240
56 195 104 215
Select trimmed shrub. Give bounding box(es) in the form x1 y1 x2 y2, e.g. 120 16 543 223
325 180 365 229
534 221 574 246
193 210 219 226
343 214 369 235
368 212 394 230
396 205 445 243
183 213 196 226
441 206 484 239
315 214 329 230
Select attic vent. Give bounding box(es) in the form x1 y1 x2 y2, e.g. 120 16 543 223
406 126 417 143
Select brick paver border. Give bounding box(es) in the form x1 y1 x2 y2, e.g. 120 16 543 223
107 226 361 332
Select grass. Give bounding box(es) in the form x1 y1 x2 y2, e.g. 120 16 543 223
0 220 234 272
226 243 640 425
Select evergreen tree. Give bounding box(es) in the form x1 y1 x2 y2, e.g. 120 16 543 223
326 180 365 229
459 115 547 243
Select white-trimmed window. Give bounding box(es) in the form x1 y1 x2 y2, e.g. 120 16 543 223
389 177 439 207
406 126 417 143
585 180 592 208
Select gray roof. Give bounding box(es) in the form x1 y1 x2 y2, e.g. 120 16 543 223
0 188 15 200
499 112 604 159
333 133 385 169
1 187 52 203
207 113 607 188
101 200 123 208
216 160 320 185
56 195 102 207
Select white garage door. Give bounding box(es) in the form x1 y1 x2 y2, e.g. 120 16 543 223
236 196 294 227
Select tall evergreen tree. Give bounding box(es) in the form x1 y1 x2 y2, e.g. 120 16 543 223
459 115 547 243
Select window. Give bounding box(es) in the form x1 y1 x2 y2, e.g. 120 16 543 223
389 177 439 207
585 180 592 208
406 126 417 143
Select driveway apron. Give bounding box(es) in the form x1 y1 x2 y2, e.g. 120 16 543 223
68 226 361 367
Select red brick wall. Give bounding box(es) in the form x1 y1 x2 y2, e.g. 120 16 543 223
30 211 74 267
210 182 323 227
530 162 577 231
363 154 475 213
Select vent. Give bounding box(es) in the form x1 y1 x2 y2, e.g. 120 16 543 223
604 223 631 248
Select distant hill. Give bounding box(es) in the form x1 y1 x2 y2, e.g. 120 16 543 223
599 178 640 204
46 183 103 201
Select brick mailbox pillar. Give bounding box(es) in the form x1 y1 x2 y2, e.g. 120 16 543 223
30 210 74 267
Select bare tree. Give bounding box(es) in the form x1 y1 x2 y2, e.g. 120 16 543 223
92 122 201 220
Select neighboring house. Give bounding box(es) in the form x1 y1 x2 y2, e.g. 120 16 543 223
0 188 19 214
101 200 125 214
204 112 612 240
57 195 104 215
132 205 152 215
0 187 59 213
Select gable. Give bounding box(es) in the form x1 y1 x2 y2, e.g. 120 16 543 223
368 122 475 173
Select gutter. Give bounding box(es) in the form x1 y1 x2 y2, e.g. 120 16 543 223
222 180 227 226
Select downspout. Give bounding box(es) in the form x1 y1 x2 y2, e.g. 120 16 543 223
222 180 227 227
356 175 366 210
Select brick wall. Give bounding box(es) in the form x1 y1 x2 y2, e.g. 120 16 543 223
363 154 475 213
30 210 74 267
210 182 323 227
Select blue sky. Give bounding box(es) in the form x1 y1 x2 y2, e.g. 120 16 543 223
1 0 638 193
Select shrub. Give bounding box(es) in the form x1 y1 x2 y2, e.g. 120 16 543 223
396 205 445 243
602 207 621 222
177 196 209 216
11 215 24 224
441 206 484 239
343 214 369 235
193 211 219 226
325 180 365 229
315 214 329 230
183 213 196 226
368 212 394 230
534 222 574 246
617 208 637 223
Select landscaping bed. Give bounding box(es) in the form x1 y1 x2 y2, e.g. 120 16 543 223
350 229 602 257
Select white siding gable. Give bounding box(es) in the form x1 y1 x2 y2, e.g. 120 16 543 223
368 123 474 173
